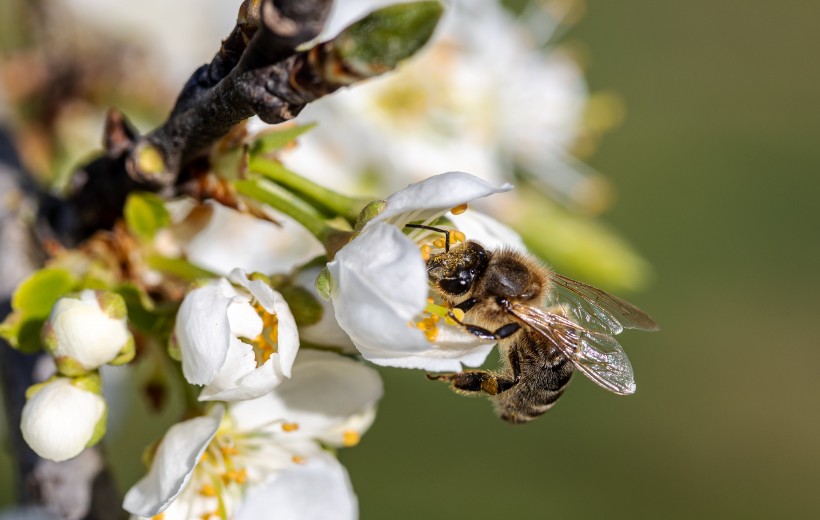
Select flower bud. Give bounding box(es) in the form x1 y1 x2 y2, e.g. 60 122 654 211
21 376 107 462
42 290 134 375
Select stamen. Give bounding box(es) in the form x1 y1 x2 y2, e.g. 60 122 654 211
151 514 165 520
199 484 217 497
342 430 361 447
450 204 468 215
452 230 466 243
220 445 239 457
433 238 446 249
420 243 432 261
282 422 300 432
291 455 307 464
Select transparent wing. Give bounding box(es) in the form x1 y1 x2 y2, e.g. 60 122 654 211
510 304 636 395
549 272 660 335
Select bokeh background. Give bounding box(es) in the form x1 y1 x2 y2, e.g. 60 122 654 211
2 0 819 518
342 1 820 518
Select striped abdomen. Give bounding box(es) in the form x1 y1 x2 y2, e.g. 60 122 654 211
493 331 574 424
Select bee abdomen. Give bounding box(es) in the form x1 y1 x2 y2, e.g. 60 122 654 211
494 355 574 424
496 384 570 424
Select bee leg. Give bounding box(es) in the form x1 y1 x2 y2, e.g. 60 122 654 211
427 370 518 395
463 322 521 341
446 306 521 340
453 297 477 313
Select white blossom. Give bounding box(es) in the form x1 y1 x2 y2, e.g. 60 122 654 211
284 0 598 208
20 377 106 462
175 269 299 402
42 290 133 374
328 171 521 371
124 350 381 519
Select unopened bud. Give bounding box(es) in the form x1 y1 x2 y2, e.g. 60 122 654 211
42 290 134 375
21 376 107 462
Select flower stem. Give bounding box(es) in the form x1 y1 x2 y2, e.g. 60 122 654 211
233 178 353 257
249 157 368 222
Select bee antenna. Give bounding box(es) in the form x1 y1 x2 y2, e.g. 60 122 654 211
405 224 451 252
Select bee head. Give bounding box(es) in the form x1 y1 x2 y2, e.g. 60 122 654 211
426 241 488 296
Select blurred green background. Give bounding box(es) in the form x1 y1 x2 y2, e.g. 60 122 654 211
2 0 820 518
341 1 820 518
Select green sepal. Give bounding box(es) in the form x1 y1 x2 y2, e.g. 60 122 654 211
124 192 171 241
96 291 128 320
86 404 108 449
279 285 324 327
314 266 332 301
167 336 182 362
354 199 387 232
54 355 91 377
72 372 103 395
250 123 317 157
109 335 136 366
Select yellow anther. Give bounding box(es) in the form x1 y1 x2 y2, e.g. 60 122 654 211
450 203 468 215
292 455 307 464
342 430 361 447
424 326 440 342
151 514 165 520
452 230 466 243
221 468 247 485
220 445 239 457
282 422 300 432
427 297 435 304
433 238 446 249
199 484 217 497
420 243 432 261
416 320 429 331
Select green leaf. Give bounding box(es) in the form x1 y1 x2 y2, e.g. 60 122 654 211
336 1 443 70
12 268 77 318
124 192 171 241
250 123 317 157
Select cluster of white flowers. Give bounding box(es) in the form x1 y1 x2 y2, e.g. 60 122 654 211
21 290 134 462
9 0 608 517
285 0 602 209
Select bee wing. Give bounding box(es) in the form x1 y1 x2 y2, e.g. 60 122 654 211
510 304 637 395
549 272 660 334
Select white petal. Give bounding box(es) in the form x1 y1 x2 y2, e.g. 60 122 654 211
20 379 105 462
198 337 285 402
448 210 526 250
229 350 382 441
122 406 224 517
328 223 432 352
370 171 512 229
226 299 263 340
235 454 357 520
176 281 234 385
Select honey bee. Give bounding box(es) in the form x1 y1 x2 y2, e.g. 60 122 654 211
407 224 659 424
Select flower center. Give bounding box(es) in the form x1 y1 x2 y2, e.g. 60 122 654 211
250 302 279 366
